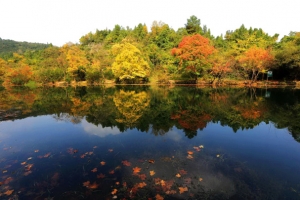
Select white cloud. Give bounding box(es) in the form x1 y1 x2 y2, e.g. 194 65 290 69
82 120 121 137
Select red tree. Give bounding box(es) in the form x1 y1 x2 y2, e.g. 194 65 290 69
172 34 216 80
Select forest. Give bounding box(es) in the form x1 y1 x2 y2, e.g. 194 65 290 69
0 15 300 87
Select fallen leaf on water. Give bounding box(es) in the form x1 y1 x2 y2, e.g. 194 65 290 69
88 182 99 189
3 177 13 184
160 180 166 186
187 155 193 159
136 182 147 188
109 170 115 174
199 145 204 149
111 188 117 195
175 173 181 178
187 151 193 155
97 173 105 179
83 181 90 187
178 187 188 194
155 194 164 200
91 168 97 173
179 169 187 175
165 190 177 195
150 170 155 176
122 160 131 166
148 159 155 164
2 170 7 173
199 178 203 181
193 146 201 151
93 146 97 148
34 150 39 153
115 181 120 185
139 174 147 180
112 195 117 199
43 153 51 158
108 149 113 152
73 149 78 153
88 152 93 155
115 165 121 170
27 157 33 160
216 154 220 158
4 189 14 196
24 171 32 176
80 154 86 158
133 167 141 174
21 162 26 165
100 161 106 166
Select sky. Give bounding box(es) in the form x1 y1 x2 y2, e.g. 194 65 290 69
1 0 299 46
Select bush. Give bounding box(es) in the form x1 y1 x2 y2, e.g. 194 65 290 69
24 80 38 89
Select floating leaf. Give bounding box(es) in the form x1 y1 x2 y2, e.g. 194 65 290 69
43 152 51 158
27 157 33 160
100 161 106 166
199 177 203 181
108 149 113 152
179 169 187 175
83 181 90 187
122 160 131 166
216 154 220 158
136 182 147 188
109 170 115 174
187 154 193 159
178 186 188 194
24 171 32 176
187 151 193 155
93 146 97 148
139 174 147 180
193 146 201 151
199 145 204 149
148 159 155 164
150 170 155 176
160 180 166 186
111 188 118 195
21 162 26 165
34 150 39 153
175 173 181 178
115 165 121 170
97 173 105 179
155 194 164 200
91 168 97 173
88 182 99 189
88 152 93 155
80 154 86 158
4 189 14 196
133 167 141 174
73 149 78 153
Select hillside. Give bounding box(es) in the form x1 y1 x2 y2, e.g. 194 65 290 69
0 37 50 59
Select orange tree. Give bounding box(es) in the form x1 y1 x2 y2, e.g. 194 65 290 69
171 34 215 81
239 47 274 83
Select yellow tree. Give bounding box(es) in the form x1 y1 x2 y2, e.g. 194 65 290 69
112 43 150 82
60 43 89 81
0 58 7 82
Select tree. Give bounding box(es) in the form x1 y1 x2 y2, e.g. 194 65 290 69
210 54 233 84
185 15 202 35
111 43 150 82
172 34 216 80
239 47 274 83
60 44 89 81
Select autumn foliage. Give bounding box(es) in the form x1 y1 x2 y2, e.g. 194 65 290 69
172 34 216 80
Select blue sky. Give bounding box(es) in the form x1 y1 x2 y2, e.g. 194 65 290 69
1 0 299 46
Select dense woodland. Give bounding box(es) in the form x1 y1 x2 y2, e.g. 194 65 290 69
0 16 300 86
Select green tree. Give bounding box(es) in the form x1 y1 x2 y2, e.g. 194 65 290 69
185 15 202 35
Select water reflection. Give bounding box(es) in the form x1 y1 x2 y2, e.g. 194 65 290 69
0 86 300 199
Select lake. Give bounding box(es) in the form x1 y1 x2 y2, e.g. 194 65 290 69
0 86 300 200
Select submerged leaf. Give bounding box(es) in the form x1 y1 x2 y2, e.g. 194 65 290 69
100 161 106 166
178 186 188 194
91 168 97 173
4 189 14 196
150 170 155 176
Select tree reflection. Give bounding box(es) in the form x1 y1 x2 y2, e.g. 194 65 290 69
113 90 150 128
0 86 300 142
